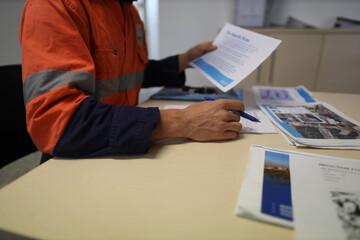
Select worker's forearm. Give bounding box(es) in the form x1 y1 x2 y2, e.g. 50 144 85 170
178 53 189 73
151 109 187 141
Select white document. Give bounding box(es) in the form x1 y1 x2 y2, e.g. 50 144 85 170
163 105 188 110
163 105 276 134
236 145 360 240
290 149 360 240
240 107 277 133
190 23 281 92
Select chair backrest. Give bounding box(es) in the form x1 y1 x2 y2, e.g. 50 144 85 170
0 64 37 168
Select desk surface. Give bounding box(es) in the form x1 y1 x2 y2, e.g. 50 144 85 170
0 90 359 240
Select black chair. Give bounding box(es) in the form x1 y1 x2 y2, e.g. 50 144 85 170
0 65 37 168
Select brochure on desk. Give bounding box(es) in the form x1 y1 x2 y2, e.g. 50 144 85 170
235 145 294 228
235 145 360 240
253 86 360 149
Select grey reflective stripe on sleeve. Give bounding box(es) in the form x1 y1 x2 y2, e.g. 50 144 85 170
94 71 144 99
23 69 95 104
23 69 144 104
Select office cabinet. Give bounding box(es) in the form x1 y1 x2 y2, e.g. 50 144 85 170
268 33 322 90
236 68 259 88
237 28 360 94
316 33 360 93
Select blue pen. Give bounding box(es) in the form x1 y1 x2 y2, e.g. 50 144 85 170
204 97 261 123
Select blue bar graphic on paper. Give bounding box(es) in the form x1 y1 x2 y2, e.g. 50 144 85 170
262 105 304 138
296 87 315 103
261 151 293 221
193 59 233 87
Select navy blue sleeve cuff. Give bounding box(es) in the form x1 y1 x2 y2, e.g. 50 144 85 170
53 98 160 158
110 105 160 154
143 55 186 88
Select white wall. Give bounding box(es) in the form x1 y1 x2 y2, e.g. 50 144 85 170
156 0 360 86
1 0 360 71
157 0 237 86
0 0 26 66
158 0 237 58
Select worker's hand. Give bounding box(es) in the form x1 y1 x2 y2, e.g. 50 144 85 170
178 41 217 72
151 99 244 142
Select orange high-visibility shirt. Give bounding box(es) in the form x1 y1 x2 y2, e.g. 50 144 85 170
20 0 161 156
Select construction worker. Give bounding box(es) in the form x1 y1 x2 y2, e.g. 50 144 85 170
20 0 244 162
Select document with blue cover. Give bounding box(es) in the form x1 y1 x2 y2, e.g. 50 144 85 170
236 145 360 240
190 23 281 92
235 145 294 228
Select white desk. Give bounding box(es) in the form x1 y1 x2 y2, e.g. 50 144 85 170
0 90 359 240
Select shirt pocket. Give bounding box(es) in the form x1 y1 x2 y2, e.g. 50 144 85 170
93 48 122 80
137 45 148 65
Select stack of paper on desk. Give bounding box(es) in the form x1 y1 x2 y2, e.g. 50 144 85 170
252 86 360 149
235 145 360 240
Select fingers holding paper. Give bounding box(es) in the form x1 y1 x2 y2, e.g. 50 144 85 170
178 41 217 72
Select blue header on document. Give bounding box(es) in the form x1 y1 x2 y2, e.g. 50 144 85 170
226 30 250 42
